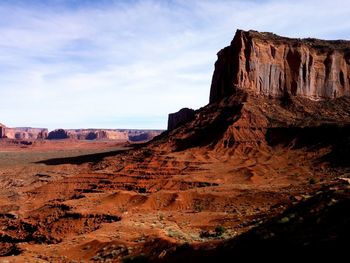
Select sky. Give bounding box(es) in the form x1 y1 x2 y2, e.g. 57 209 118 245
0 0 349 130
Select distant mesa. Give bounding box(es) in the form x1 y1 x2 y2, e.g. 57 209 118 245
0 124 163 142
46 128 163 142
0 126 48 140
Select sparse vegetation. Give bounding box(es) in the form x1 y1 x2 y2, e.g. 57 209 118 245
194 203 203 212
200 225 226 239
167 229 183 239
309 178 317 184
215 225 226 236
278 216 290 224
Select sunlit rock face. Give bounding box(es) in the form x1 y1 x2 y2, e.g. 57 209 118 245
210 30 350 103
1 127 48 139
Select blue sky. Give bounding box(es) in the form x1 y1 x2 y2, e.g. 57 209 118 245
0 0 349 130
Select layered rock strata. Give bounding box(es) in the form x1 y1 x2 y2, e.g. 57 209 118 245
163 30 350 153
1 127 48 140
47 129 163 141
210 30 350 103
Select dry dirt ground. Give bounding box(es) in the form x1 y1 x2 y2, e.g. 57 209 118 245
0 137 347 262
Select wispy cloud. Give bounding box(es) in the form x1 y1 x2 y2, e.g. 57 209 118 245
0 0 349 130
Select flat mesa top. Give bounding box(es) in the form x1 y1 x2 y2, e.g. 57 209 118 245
240 30 350 51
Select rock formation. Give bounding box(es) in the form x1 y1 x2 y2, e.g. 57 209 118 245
163 30 350 153
0 123 162 142
167 108 195 131
128 131 160 142
47 129 69 140
150 31 350 259
65 129 129 141
210 30 350 103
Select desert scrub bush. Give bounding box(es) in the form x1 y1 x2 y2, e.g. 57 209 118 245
215 225 226 236
199 230 212 238
309 178 317 184
167 229 183 239
278 216 290 224
200 225 226 239
194 201 204 212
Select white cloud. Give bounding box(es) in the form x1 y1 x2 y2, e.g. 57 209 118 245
0 0 349 130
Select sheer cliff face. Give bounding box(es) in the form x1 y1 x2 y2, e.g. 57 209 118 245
210 30 350 103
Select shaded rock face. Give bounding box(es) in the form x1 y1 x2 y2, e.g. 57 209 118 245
127 130 163 142
85 132 98 140
210 30 350 103
0 123 5 138
167 108 195 131
129 132 157 142
47 129 69 140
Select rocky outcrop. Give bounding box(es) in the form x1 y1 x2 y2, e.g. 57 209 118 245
129 131 159 142
210 30 350 103
127 130 163 142
167 108 195 131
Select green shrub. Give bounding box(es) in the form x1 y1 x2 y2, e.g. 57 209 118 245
309 178 317 184
200 226 226 239
215 225 226 236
